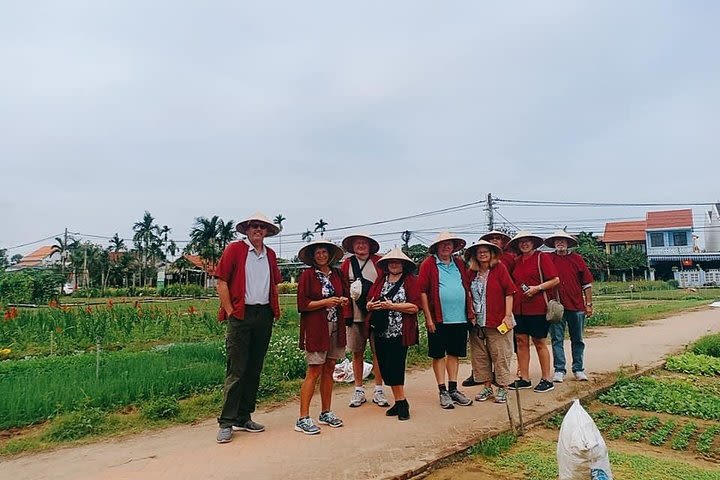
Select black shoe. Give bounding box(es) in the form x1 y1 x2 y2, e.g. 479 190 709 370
534 379 555 393
508 378 532 390
461 374 481 387
397 400 410 421
386 403 399 417
232 419 265 433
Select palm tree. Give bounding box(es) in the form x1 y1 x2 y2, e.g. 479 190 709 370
314 218 328 237
217 218 237 252
273 214 286 258
188 216 222 275
109 233 126 253
51 235 79 281
302 229 314 243
132 211 161 286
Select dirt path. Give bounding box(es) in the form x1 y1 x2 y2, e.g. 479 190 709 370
3 309 718 480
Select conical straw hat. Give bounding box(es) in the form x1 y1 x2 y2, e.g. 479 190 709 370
236 212 280 236
508 231 544 250
297 239 344 266
464 240 502 263
377 247 415 272
543 230 578 248
341 233 380 255
429 231 466 254
479 230 512 244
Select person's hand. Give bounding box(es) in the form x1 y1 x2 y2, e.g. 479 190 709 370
502 315 514 330
339 296 349 307
425 319 436 334
585 304 593 317
525 285 540 297
225 307 234 318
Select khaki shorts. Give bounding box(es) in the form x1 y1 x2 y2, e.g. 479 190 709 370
306 322 345 365
346 322 372 353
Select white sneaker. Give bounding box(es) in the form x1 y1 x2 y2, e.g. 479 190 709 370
349 389 366 407
552 371 565 383
372 389 390 407
574 371 589 381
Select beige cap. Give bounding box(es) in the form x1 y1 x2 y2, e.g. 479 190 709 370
464 240 502 263
479 230 512 244
508 231 544 250
429 231 467 254
544 230 578 248
297 239 344 267
341 233 380 255
236 212 280 236
377 247 415 272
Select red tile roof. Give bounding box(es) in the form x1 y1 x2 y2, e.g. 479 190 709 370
17 245 57 267
646 209 693 230
602 220 647 243
183 254 216 275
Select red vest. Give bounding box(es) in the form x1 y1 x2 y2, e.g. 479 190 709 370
418 255 474 325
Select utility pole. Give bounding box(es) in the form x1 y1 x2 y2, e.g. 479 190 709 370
486 193 495 231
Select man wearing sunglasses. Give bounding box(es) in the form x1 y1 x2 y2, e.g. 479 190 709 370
215 212 283 444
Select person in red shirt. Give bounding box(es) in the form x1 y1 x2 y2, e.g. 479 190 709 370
463 230 517 388
507 231 560 394
295 239 350 435
480 230 517 273
544 231 594 383
366 248 420 421
215 212 283 444
464 240 517 404
340 233 388 408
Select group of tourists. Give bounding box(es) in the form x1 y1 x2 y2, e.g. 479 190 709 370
214 212 593 443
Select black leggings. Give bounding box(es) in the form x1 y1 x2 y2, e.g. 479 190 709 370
374 335 408 386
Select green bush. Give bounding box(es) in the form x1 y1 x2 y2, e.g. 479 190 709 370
277 282 298 294
44 406 106 441
692 334 720 358
141 396 180 420
0 270 62 304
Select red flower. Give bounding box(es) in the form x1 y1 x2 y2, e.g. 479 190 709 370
4 307 18 321
49 299 59 308
85 306 93 314
107 299 114 308
188 306 197 315
55 326 63 334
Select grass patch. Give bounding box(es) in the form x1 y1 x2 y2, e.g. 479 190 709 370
140 396 180 420
488 438 720 480
469 433 517 457
693 333 720 358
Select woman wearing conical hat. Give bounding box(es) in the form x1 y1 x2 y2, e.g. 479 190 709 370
418 231 475 409
506 231 560 394
295 239 350 435
365 248 420 420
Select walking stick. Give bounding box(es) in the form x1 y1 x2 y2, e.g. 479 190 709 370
515 386 524 436
504 390 516 435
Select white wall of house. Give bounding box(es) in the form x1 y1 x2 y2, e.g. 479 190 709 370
646 228 694 256
705 204 720 252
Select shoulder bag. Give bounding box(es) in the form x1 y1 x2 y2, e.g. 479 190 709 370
538 253 564 324
370 273 407 335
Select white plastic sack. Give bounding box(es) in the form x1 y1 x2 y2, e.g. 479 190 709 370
349 278 363 301
557 399 613 480
332 358 373 383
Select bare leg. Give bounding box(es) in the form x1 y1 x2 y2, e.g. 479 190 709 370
516 334 530 379
445 355 460 383
352 351 365 387
532 337 552 380
300 365 322 417
319 359 336 411
390 385 405 402
432 357 446 385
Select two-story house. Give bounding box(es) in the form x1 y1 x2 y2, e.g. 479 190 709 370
604 209 720 286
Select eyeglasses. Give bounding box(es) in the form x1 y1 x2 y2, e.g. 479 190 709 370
248 223 267 230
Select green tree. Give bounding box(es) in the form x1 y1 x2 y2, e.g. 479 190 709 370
402 244 429 265
0 248 8 271
314 218 328 237
609 247 647 280
108 233 126 253
132 211 161 286
10 253 23 264
302 229 314 243
274 214 286 258
217 218 236 252
574 231 608 280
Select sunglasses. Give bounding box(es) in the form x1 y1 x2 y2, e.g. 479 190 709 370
248 222 267 230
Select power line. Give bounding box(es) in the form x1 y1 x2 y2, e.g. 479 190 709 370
497 198 716 207
2 234 63 251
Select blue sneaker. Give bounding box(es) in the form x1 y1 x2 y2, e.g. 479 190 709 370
294 416 320 435
318 410 343 428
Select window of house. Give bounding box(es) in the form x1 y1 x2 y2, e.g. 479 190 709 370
610 244 624 254
672 232 688 246
649 232 664 247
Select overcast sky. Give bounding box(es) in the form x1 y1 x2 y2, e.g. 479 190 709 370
2 1 719 256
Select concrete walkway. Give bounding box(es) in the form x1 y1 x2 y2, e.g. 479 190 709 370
3 308 719 480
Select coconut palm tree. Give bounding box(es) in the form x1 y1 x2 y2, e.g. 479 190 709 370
217 218 237 252
273 214 286 258
314 218 328 237
188 215 222 271
109 233 126 253
302 229 314 243
132 211 161 286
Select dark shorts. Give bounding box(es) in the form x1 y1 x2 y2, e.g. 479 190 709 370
514 314 550 339
428 323 468 359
